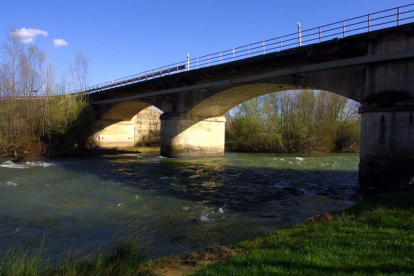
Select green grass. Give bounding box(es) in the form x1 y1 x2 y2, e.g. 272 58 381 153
0 231 149 276
191 191 414 276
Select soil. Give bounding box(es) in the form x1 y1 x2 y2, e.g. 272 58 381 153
151 245 236 276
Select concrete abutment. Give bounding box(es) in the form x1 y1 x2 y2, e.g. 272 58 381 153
93 106 161 148
359 102 414 188
160 113 226 158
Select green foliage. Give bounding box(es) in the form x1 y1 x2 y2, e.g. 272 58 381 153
0 96 93 159
192 191 414 276
226 90 360 153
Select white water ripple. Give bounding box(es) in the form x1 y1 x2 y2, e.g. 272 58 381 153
1 181 18 186
0 160 55 169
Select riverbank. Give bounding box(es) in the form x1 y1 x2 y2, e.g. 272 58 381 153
187 189 414 276
1 189 412 276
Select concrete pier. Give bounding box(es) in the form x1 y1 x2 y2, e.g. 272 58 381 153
160 113 225 158
359 102 414 187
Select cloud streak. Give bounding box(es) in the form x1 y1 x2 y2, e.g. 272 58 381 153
53 38 68 48
12 28 48 43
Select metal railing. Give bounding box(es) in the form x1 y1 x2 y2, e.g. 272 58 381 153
82 3 414 94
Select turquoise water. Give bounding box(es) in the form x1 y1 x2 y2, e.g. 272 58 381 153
0 152 360 262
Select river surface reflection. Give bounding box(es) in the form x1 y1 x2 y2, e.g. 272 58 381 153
0 152 360 262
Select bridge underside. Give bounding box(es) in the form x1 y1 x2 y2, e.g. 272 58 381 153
90 24 414 188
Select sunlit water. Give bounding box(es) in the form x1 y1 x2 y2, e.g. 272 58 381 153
0 152 360 263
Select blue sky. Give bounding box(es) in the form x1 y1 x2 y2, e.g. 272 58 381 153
1 0 412 85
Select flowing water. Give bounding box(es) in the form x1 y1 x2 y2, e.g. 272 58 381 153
0 152 361 263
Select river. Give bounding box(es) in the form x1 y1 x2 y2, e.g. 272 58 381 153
0 152 360 263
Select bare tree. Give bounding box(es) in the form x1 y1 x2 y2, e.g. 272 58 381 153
69 51 89 92
2 28 23 97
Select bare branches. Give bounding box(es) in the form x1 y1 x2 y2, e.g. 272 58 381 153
69 51 89 92
0 29 91 159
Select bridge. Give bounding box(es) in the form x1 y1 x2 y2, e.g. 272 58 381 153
86 5 414 188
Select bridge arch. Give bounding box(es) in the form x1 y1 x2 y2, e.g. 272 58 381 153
102 101 153 121
185 83 352 118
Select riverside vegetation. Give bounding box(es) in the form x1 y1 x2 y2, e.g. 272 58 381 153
225 91 360 153
0 29 93 160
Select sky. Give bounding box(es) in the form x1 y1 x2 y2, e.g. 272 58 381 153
1 0 412 86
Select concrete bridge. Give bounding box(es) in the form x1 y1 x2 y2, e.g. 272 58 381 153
87 9 414 188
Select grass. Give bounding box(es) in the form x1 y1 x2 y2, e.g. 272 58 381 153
191 191 414 276
0 231 150 276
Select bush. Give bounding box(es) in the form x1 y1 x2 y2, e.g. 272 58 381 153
135 130 160 147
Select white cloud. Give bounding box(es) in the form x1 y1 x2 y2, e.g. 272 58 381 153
53 38 68 48
12 28 48 43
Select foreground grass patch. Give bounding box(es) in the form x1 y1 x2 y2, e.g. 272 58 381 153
0 231 149 276
192 191 414 276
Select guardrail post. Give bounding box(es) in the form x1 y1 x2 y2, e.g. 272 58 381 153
220 51 223 63
280 37 283 51
297 22 302 46
187 54 190 71
342 21 346 37
368 14 371 31
208 55 210 67
232 48 235 60
262 41 266 54
397 6 401 26
196 58 199 69
247 45 250 57
318 27 322 42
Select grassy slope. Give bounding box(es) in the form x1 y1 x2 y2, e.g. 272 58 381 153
192 191 414 276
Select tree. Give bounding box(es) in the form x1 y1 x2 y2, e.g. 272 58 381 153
225 90 360 153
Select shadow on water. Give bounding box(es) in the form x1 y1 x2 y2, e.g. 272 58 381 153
58 153 361 212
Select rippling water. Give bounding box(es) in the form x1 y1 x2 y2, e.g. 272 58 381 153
0 152 360 262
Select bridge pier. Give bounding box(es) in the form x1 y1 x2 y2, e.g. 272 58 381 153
359 102 414 188
160 113 226 158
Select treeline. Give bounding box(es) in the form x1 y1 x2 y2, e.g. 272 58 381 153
225 90 360 153
0 30 93 160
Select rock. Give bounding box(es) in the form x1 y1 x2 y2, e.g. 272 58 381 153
305 213 334 223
